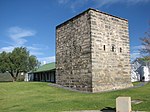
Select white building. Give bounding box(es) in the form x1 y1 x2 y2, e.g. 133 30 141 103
24 72 34 82
131 59 150 82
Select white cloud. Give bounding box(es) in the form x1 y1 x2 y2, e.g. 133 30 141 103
26 44 50 56
29 50 44 56
92 0 150 8
132 45 144 50
127 0 149 4
4 26 45 54
92 0 119 8
38 56 55 64
70 0 88 12
57 0 150 10
0 26 38 54
0 46 15 53
130 52 141 61
58 0 69 4
0 45 43 56
57 0 89 12
8 26 36 45
27 46 41 51
130 45 143 61
0 26 54 64
1 26 49 57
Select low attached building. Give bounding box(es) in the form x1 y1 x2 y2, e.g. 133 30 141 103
25 62 56 83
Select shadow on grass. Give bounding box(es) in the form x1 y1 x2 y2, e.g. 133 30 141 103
100 107 116 112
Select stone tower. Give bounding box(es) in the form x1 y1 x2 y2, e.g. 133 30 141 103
56 8 133 92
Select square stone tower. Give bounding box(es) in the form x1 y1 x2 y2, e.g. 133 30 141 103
56 8 133 92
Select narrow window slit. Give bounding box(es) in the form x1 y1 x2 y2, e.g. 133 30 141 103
120 48 122 53
112 46 115 52
103 45 105 51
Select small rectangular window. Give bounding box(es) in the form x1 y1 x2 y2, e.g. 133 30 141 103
103 45 105 51
120 48 122 53
112 46 114 52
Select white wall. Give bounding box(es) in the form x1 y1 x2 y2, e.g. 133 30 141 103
143 66 150 81
131 59 150 82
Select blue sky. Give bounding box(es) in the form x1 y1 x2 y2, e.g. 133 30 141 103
0 0 150 63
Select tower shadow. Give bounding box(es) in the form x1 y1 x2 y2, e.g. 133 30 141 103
100 107 116 112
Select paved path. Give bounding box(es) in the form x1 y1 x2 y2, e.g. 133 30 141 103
63 110 146 112
134 82 149 87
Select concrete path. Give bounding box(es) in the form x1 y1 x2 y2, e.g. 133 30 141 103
63 110 146 112
134 82 149 87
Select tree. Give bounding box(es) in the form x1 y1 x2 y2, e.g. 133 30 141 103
0 47 39 81
139 23 150 76
140 23 150 56
140 38 150 56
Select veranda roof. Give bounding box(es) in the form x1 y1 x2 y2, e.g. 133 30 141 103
34 62 55 73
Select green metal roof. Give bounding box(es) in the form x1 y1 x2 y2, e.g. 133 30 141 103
34 62 55 73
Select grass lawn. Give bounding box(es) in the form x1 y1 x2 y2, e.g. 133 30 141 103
0 82 150 112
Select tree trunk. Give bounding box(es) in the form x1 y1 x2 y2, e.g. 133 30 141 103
9 72 17 82
12 77 17 82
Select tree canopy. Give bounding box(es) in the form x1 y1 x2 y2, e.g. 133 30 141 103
140 23 150 56
138 22 150 77
0 47 39 81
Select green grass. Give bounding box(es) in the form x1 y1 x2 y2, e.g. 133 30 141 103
0 82 150 112
132 81 142 86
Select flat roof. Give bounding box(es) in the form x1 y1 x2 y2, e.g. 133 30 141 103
56 8 128 29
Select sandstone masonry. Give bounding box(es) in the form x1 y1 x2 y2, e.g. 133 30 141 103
56 8 133 92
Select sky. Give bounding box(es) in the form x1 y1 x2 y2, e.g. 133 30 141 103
0 0 150 64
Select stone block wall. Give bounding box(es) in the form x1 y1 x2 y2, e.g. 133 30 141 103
90 9 133 92
56 10 92 91
56 8 133 92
